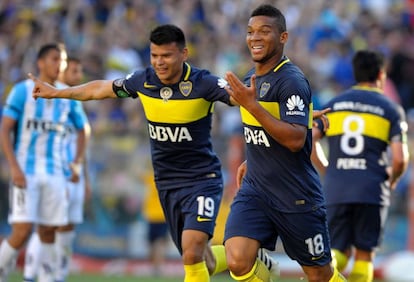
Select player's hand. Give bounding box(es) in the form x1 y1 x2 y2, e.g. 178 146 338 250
28 73 58 99
10 164 26 189
236 160 247 188
69 162 81 183
225 72 258 111
313 108 331 132
386 166 400 191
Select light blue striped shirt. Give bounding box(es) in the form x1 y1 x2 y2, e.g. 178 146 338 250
2 79 87 176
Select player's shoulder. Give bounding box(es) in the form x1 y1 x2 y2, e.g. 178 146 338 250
11 79 33 92
120 67 150 84
122 68 152 93
6 79 33 102
188 64 213 80
127 68 148 82
281 61 307 81
188 64 225 87
329 88 402 116
278 63 311 94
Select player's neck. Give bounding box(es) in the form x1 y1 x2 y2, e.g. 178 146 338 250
356 82 379 88
255 54 283 76
38 74 56 86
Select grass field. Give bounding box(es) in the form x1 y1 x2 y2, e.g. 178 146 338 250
8 272 290 282
9 272 386 282
8 272 306 282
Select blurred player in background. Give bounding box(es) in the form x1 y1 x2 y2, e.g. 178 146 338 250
312 49 409 282
142 170 169 277
56 55 91 282
223 4 345 282
0 43 88 282
24 56 91 282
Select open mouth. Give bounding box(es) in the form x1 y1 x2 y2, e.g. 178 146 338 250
251 45 264 54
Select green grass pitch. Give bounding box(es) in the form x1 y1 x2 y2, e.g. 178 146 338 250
9 272 385 282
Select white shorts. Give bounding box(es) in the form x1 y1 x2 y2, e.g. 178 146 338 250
8 174 69 226
67 177 85 224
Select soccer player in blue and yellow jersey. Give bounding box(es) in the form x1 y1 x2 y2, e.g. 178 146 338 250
29 24 234 282
223 4 346 282
0 44 88 282
312 50 409 282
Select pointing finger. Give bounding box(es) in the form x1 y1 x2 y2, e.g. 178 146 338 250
28 73 37 81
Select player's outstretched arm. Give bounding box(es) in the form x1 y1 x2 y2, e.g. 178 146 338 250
29 73 116 101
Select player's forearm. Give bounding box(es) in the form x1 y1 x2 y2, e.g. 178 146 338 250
247 102 306 152
389 142 409 189
0 121 20 169
61 80 115 100
1 138 19 170
311 142 328 176
74 128 88 164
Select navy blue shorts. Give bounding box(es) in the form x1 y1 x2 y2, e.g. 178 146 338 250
158 179 223 254
148 222 169 243
224 185 332 266
327 203 388 252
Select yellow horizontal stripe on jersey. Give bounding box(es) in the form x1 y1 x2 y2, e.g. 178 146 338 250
326 111 390 142
241 101 313 128
138 93 212 124
308 103 313 129
240 101 280 127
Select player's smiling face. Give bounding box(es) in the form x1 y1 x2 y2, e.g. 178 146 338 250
246 15 286 65
150 42 188 85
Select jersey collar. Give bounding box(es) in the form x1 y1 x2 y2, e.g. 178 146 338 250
273 56 290 73
352 85 383 94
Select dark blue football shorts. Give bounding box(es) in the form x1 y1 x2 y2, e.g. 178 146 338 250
158 179 223 254
224 184 332 266
148 222 169 243
327 203 388 252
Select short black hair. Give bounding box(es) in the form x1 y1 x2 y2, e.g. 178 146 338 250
37 43 63 60
150 24 186 50
352 50 384 83
250 4 286 33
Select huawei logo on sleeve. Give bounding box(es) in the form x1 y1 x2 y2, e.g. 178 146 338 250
286 95 305 116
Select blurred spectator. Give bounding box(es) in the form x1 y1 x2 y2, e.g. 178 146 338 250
141 170 169 276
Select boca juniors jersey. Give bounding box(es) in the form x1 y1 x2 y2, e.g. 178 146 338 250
2 79 87 176
241 57 325 213
318 86 406 206
116 63 232 190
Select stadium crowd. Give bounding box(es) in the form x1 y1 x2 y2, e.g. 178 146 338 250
0 0 414 258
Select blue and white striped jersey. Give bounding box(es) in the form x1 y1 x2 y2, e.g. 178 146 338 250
62 106 89 178
2 79 87 176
